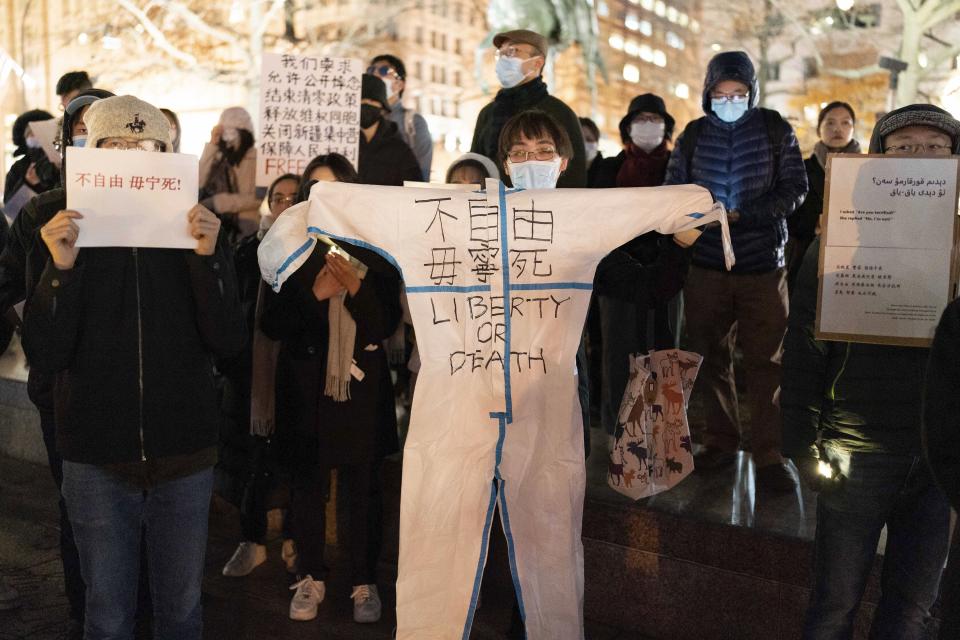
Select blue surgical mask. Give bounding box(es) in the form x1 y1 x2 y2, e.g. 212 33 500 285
712 99 749 123
496 56 532 89
25 137 41 149
508 158 562 190
72 135 87 148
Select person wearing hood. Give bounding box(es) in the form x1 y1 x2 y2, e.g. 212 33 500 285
22 95 245 639
0 87 115 634
367 54 433 181
664 50 808 493
782 103 960 639
590 93 691 443
4 109 61 209
199 106 262 243
786 101 861 291
470 29 587 188
357 74 422 187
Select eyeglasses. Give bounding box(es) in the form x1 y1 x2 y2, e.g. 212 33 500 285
99 139 163 152
507 148 557 163
367 64 401 80
270 194 296 206
495 45 540 60
883 143 952 155
711 94 749 104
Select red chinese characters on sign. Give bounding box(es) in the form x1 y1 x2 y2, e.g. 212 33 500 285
74 173 183 191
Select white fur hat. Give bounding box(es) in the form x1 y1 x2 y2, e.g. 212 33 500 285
219 106 254 132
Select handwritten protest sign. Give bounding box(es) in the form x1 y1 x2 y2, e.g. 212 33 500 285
817 154 960 346
66 147 198 249
256 53 362 187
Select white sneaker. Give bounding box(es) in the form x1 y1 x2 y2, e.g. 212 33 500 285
221 541 267 577
281 538 298 574
289 575 325 621
351 584 381 623
0 576 19 611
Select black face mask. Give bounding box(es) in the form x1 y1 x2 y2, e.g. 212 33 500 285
360 104 382 129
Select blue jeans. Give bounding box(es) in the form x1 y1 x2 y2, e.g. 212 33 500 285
62 462 213 640
803 447 950 640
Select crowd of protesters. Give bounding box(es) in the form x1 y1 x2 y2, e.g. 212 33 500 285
0 26 959 640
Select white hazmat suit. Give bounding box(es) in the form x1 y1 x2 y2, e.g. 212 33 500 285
258 179 724 639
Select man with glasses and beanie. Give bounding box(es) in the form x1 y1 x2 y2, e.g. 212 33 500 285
21 95 245 639
470 29 587 188
368 54 433 181
783 103 960 639
664 50 807 493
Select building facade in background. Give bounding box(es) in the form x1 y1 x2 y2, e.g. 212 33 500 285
1 0 707 180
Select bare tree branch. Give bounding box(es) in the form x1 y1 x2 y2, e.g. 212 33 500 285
117 0 198 66
162 1 241 45
922 0 960 30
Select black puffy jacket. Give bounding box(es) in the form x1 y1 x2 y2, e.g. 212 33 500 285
664 52 808 273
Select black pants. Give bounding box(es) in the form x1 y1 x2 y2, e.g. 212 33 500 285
38 407 86 622
239 436 292 543
291 461 382 585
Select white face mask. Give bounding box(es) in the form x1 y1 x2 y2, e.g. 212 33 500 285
496 55 538 89
584 142 599 164
630 121 665 152
221 127 239 144
507 158 562 190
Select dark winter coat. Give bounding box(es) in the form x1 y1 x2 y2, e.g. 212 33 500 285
260 244 401 468
780 238 929 460
358 118 422 186
4 149 61 205
924 297 960 509
470 77 587 188
664 52 807 273
21 191 246 465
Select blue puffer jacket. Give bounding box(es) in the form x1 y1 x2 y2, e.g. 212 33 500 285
664 51 808 273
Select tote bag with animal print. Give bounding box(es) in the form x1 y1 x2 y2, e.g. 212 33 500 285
607 349 702 500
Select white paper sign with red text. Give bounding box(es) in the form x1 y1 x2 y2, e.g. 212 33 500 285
66 147 198 249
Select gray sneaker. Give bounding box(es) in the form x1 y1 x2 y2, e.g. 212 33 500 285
351 584 381 623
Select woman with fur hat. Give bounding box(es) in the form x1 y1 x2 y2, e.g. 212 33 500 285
22 95 245 639
199 106 261 244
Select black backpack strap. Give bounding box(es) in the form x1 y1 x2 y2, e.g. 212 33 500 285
760 107 789 175
679 118 703 178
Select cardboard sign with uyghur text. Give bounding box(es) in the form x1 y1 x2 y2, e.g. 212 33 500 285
66 146 198 249
816 154 960 347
